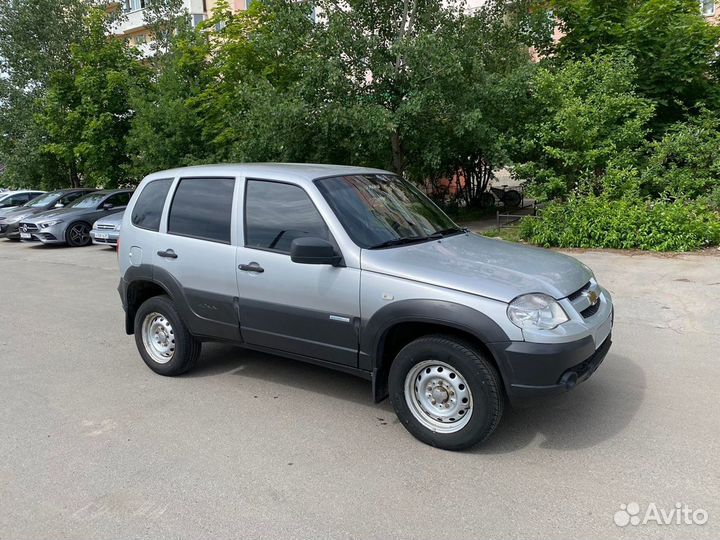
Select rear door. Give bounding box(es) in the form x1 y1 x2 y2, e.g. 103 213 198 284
153 177 241 341
235 178 361 367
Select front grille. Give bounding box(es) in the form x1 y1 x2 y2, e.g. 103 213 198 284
18 222 39 232
97 224 116 230
568 281 591 301
581 301 601 318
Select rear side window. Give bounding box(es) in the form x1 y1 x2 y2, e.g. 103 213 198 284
132 179 172 231
245 180 329 253
168 177 235 243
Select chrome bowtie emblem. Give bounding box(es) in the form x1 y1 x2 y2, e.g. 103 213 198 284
583 290 599 305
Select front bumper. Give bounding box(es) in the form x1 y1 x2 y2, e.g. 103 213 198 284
489 308 613 406
91 229 120 245
18 222 65 244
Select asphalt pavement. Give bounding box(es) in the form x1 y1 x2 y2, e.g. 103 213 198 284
1 240 718 539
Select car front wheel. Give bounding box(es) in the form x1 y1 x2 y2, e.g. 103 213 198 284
134 295 201 376
389 335 504 450
65 222 91 247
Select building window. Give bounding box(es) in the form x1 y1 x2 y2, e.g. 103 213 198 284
135 33 147 45
125 0 146 12
701 0 715 16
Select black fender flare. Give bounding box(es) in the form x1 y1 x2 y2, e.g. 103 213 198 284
360 299 511 401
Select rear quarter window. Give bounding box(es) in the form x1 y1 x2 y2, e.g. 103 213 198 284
131 179 173 231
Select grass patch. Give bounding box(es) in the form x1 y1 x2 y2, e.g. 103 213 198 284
480 226 523 243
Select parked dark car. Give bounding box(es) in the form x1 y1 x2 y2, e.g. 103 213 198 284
0 188 96 240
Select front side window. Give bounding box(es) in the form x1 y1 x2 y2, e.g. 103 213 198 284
315 174 458 249
104 191 132 208
245 180 330 253
168 178 235 243
132 179 172 231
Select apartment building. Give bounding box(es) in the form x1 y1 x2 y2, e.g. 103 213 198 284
110 0 208 54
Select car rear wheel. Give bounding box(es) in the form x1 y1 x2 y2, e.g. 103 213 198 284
389 335 504 450
134 295 201 376
65 222 91 247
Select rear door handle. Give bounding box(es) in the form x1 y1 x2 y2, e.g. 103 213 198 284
239 262 264 273
157 249 178 259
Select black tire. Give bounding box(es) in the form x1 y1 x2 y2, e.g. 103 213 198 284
389 335 504 450
65 221 92 247
133 295 201 376
502 189 522 209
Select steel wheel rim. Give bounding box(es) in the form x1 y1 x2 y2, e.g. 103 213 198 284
141 312 176 364
70 224 89 245
404 360 473 433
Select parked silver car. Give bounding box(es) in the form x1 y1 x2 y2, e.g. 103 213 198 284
0 188 96 240
0 190 46 215
91 211 123 246
19 189 132 247
117 164 613 450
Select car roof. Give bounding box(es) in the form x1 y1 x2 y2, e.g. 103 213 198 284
0 189 45 196
143 163 393 186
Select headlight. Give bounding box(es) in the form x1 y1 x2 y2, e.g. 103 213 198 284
40 220 63 228
115 224 122 231
507 293 569 330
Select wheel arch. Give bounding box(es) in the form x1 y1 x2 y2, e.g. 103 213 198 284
362 300 511 402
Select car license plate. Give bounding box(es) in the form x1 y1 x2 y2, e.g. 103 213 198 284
95 232 109 239
20 232 31 239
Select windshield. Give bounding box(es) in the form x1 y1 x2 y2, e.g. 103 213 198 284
25 192 60 208
69 193 106 209
315 174 459 249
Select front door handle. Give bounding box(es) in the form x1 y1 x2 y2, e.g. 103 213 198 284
239 262 264 273
157 249 178 259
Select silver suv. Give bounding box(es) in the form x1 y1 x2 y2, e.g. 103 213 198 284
118 164 613 450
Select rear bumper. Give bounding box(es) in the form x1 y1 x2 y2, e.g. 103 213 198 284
489 312 613 406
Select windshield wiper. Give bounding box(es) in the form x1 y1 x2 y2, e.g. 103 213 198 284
369 233 442 249
434 227 466 237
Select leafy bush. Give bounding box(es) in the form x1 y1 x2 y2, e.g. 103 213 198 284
640 110 720 200
520 195 720 251
515 53 654 200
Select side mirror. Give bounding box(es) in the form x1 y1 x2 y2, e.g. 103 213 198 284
54 203 64 208
290 237 342 266
102 203 114 210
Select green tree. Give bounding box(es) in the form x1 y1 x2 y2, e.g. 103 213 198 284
36 8 149 187
515 53 655 199
550 0 720 123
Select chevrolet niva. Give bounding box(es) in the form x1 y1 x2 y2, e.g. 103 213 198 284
118 164 613 450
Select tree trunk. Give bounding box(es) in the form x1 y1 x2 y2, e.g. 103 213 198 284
390 130 405 175
69 160 80 188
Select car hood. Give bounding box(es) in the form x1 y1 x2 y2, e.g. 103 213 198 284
94 211 124 227
0 206 46 222
360 232 592 303
22 206 94 223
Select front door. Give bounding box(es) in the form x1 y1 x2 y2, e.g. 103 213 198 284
236 179 360 367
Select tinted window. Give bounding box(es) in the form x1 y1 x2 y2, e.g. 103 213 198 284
168 178 235 243
105 191 131 208
59 191 87 206
245 180 329 253
132 180 172 231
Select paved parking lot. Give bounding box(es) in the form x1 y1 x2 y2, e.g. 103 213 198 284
1 240 719 539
